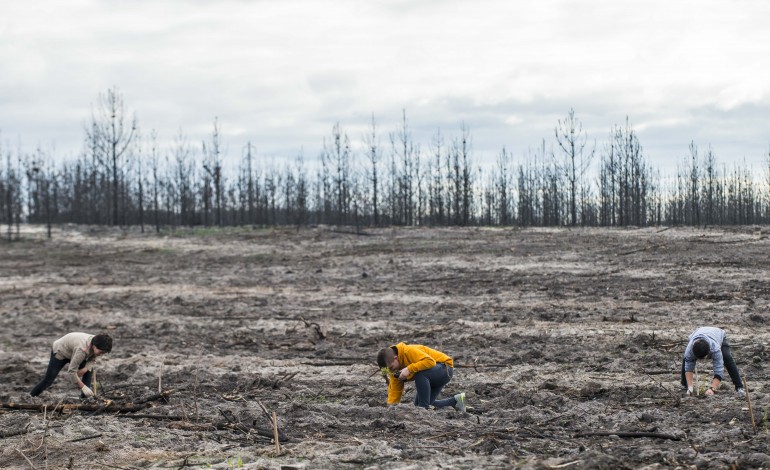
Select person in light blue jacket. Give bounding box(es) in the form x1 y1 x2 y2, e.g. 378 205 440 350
681 326 744 398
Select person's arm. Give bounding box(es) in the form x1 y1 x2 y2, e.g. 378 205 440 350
401 348 436 377
68 349 89 389
684 371 694 391
683 346 697 394
705 349 724 395
387 376 404 404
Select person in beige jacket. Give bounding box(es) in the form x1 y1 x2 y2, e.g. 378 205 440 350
30 332 113 398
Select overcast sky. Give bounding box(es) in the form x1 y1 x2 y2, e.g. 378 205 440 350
2 0 769 174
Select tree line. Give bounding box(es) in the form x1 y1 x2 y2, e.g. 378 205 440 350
2 88 769 239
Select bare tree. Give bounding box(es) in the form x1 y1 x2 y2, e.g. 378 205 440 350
294 151 308 229
390 110 416 226
173 130 195 227
555 109 592 226
428 129 446 226
149 130 162 233
364 114 381 226
86 87 137 226
244 142 256 225
203 118 224 227
495 147 513 225
686 141 700 225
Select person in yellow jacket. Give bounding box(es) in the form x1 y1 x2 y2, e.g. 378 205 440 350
376 342 466 411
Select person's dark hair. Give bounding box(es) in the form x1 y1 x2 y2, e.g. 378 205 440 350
693 339 709 359
92 333 113 353
376 346 397 368
376 348 389 368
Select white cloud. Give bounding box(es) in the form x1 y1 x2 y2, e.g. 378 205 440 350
1 0 769 171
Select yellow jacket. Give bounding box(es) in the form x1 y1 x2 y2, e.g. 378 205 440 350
386 342 454 404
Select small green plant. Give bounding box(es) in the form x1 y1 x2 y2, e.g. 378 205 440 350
762 408 769 434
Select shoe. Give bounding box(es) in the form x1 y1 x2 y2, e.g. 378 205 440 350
737 388 746 399
454 392 466 412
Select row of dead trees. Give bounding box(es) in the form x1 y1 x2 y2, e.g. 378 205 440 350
2 89 770 239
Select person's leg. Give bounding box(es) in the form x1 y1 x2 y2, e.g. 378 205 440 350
431 366 457 408
81 369 94 387
30 352 69 397
721 339 743 390
413 363 452 408
681 358 688 389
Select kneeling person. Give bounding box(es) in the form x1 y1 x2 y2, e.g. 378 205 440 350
682 326 744 398
30 332 113 398
377 342 465 411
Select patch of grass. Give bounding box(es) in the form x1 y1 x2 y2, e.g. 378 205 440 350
166 226 276 239
167 227 227 238
45 249 89 262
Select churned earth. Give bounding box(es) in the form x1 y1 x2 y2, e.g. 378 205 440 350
1 224 769 469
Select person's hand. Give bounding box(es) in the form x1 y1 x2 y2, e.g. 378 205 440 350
398 368 410 381
81 385 94 398
705 388 715 397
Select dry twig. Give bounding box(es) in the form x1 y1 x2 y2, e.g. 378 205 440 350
15 447 35 469
576 430 680 440
744 376 757 435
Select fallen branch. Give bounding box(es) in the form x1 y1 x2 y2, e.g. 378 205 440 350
68 433 103 442
575 430 680 440
645 373 681 407
300 360 359 367
167 420 289 442
256 401 273 424
135 389 175 404
300 316 327 340
454 363 509 369
1 401 148 414
0 423 30 439
112 413 183 420
15 448 35 469
619 244 664 256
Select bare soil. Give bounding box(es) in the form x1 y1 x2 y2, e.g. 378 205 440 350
2 225 770 469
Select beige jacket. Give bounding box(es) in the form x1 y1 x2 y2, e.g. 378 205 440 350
52 332 96 385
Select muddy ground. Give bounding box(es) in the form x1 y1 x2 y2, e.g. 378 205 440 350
1 225 770 469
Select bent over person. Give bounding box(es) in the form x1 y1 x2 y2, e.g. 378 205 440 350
30 332 113 398
376 342 466 411
681 326 745 398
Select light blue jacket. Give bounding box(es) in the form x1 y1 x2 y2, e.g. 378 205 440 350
683 326 726 379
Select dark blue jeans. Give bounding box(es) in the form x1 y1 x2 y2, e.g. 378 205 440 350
30 351 92 397
413 362 455 409
680 338 743 390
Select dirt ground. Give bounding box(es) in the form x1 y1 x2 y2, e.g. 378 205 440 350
2 224 770 469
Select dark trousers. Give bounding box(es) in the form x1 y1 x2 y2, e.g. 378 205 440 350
413 362 456 409
680 338 743 390
30 351 92 397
